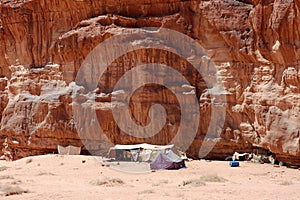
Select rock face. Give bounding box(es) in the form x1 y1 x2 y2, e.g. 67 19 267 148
0 0 299 164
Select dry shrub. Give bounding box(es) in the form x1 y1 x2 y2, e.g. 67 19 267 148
0 175 14 180
200 174 227 183
182 179 206 187
0 166 8 172
152 179 169 186
0 184 28 196
183 174 227 187
90 177 124 187
279 181 293 186
138 189 154 195
36 172 55 176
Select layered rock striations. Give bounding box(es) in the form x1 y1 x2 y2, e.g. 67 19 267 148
0 0 299 164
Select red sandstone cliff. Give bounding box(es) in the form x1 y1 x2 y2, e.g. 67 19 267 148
0 0 299 164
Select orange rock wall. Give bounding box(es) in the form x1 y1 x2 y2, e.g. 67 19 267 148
0 0 299 164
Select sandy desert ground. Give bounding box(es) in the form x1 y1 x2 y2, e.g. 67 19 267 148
0 154 300 200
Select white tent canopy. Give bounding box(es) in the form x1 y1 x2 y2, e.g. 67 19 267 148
110 143 174 151
108 143 175 162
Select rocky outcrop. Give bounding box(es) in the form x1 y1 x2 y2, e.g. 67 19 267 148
0 0 299 164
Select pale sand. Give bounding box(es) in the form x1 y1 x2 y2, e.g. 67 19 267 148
0 154 299 200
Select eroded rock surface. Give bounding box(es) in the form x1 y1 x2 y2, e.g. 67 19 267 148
0 0 299 164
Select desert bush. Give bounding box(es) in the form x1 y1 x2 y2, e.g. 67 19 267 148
90 177 124 187
199 174 227 183
36 172 55 176
0 166 8 171
279 180 293 186
182 179 206 187
152 179 169 186
0 175 14 180
0 184 28 196
138 189 154 194
182 174 227 187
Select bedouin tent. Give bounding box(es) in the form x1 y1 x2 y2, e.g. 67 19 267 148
150 150 185 170
107 143 175 162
